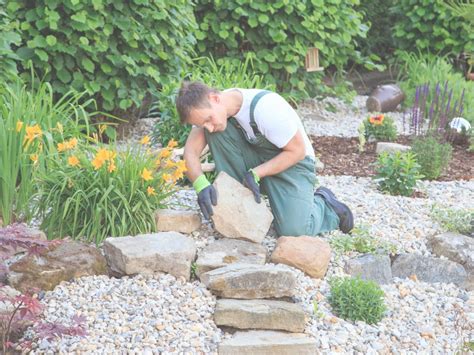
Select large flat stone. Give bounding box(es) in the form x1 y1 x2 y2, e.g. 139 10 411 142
428 232 474 290
195 239 267 277
103 232 196 281
215 299 306 332
376 142 411 155
218 331 316 355
200 263 296 299
392 253 467 287
155 209 201 234
270 236 331 279
212 172 273 243
344 254 392 284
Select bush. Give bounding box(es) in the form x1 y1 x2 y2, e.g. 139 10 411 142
9 0 197 114
391 0 474 56
411 136 452 180
328 276 386 324
374 151 423 196
34 139 185 244
0 0 21 82
330 225 397 254
363 114 397 142
431 205 474 235
193 0 369 96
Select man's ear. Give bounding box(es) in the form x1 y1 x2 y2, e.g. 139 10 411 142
208 92 220 104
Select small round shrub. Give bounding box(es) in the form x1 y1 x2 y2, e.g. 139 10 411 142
364 114 398 141
328 277 386 324
411 136 453 180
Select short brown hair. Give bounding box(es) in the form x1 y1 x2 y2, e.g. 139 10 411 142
176 81 219 123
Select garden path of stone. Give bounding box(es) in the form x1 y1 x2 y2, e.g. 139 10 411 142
27 96 473 354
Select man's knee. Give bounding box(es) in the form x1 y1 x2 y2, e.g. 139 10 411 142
275 221 308 237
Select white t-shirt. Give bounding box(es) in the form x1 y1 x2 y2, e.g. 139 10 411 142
231 88 315 158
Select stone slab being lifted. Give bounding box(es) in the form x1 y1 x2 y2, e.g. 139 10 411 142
103 232 196 281
214 299 307 332
200 263 296 299
212 172 273 244
218 330 317 355
195 238 267 277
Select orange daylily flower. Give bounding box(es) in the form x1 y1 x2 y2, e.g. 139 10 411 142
141 168 153 181
140 135 151 145
23 124 42 145
30 153 39 164
68 155 80 167
16 121 23 132
147 186 156 196
167 139 178 148
158 148 171 160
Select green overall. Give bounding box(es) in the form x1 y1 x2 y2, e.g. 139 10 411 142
204 91 339 236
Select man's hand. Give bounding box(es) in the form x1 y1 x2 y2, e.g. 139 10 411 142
243 169 261 203
193 174 217 220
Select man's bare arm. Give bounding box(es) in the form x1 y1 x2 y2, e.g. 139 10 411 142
253 130 306 179
184 127 207 182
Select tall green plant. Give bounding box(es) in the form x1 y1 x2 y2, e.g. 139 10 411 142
0 79 93 225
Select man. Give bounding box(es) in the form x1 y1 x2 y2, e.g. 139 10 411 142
176 81 353 237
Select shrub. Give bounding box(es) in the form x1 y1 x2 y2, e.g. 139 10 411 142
374 151 423 196
34 139 185 244
9 0 197 114
193 0 369 96
431 205 474 235
330 225 397 254
328 276 386 324
363 114 397 142
0 0 21 82
411 136 452 180
0 79 93 225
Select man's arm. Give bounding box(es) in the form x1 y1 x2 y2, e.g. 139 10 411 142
252 130 306 179
184 127 207 182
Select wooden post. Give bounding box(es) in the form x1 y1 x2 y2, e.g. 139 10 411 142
305 47 324 72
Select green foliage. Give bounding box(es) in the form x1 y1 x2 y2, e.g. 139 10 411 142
374 152 423 196
411 136 453 180
0 79 93 225
363 114 397 142
10 0 197 113
391 0 474 56
0 0 21 82
328 276 386 324
193 0 370 96
330 226 398 255
431 205 474 235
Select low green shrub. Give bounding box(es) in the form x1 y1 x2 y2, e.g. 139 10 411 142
362 113 397 142
373 151 423 196
328 276 386 324
411 136 453 180
330 226 397 254
0 0 21 82
431 205 474 235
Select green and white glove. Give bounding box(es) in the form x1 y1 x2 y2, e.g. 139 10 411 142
242 169 261 203
193 175 217 220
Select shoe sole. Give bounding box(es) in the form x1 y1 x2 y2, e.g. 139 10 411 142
316 187 354 234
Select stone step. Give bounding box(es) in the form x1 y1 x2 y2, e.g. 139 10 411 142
215 299 306 332
218 330 316 355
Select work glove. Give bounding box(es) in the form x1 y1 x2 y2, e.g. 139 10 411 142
193 175 218 220
243 169 261 203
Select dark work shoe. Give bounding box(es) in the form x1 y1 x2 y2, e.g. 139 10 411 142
315 186 354 234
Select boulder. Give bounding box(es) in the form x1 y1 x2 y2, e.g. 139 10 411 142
270 236 331 279
376 142 411 155
427 232 474 290
344 254 392 284
212 172 273 243
214 299 306 332
200 263 296 299
392 254 467 288
103 232 196 281
8 241 107 293
219 331 317 355
366 84 405 112
195 239 266 277
155 209 201 234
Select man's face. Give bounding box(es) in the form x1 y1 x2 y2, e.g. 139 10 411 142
187 93 227 133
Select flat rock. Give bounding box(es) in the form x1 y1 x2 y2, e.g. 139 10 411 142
155 209 201 234
218 330 316 355
427 232 474 290
344 254 393 284
270 236 331 279
195 239 266 277
212 172 273 243
214 299 306 332
200 263 296 299
8 241 107 293
376 142 411 155
103 232 196 281
392 253 467 288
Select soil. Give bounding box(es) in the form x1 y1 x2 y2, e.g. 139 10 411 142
311 135 474 182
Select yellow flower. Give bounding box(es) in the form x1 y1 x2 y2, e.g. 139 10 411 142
68 137 78 149
140 135 151 145
68 155 80 167
23 124 42 145
30 153 39 164
57 138 78 152
164 159 176 169
172 169 184 181
158 148 171 160
141 168 153 181
16 121 23 132
57 142 66 152
167 139 178 148
91 148 116 170
147 186 156 196
107 161 116 173
91 156 104 170
162 173 173 183
175 160 187 173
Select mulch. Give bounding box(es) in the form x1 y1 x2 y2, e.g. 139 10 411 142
311 135 474 181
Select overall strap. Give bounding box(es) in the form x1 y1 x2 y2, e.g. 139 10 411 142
249 90 271 136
